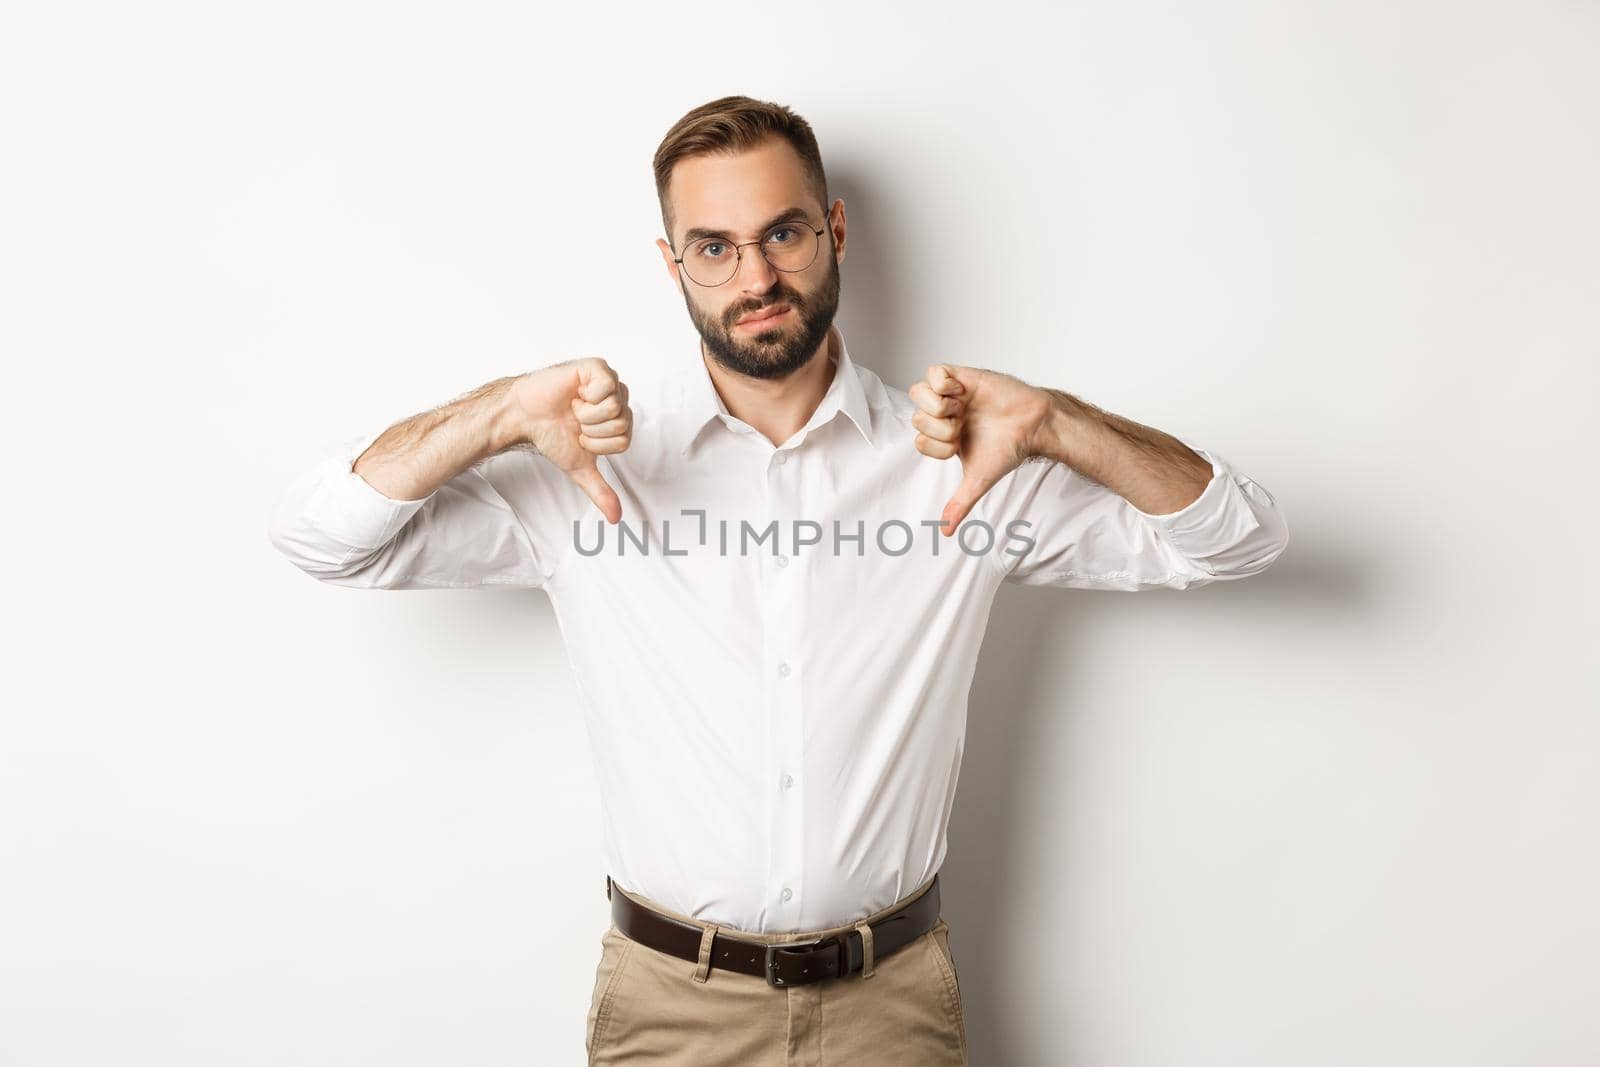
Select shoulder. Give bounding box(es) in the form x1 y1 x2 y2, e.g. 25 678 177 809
627 361 693 450
851 359 917 437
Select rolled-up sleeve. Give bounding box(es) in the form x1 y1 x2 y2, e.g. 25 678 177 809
976 438 1290 591
267 429 567 590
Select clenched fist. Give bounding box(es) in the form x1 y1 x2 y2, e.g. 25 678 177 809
910 363 1055 536
510 357 632 523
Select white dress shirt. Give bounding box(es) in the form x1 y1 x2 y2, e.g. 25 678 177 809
268 325 1290 933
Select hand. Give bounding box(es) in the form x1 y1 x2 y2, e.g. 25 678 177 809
509 357 632 523
909 363 1054 535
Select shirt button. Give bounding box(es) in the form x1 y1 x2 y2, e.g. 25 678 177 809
774 451 789 466
781 887 793 902
774 554 789 568
781 774 794 789
777 662 791 678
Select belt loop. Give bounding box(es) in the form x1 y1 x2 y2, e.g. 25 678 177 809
691 923 720 983
854 920 875 979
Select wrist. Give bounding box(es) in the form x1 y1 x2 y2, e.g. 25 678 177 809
488 375 536 453
1027 387 1088 464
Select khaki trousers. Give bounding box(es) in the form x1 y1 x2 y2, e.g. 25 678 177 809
586 875 969 1066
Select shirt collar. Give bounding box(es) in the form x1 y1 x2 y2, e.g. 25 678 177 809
676 324 874 458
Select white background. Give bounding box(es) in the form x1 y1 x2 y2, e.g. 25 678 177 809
3 1 1597 1064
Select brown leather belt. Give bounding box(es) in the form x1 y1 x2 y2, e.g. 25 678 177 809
606 873 942 988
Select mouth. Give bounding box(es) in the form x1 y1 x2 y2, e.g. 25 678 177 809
736 305 791 330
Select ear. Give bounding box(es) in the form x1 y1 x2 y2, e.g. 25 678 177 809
828 197 847 264
655 238 683 293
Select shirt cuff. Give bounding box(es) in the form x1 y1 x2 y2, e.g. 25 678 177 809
1129 446 1263 564
318 429 434 557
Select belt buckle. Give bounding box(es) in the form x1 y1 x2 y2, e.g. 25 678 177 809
764 937 826 987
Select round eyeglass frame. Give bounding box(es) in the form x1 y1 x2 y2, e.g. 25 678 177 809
671 216 831 287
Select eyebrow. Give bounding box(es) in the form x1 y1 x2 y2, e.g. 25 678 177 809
681 206 814 245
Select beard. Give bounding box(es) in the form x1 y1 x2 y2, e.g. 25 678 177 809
683 250 841 382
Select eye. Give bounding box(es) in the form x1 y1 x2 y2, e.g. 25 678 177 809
767 225 797 244
695 241 728 259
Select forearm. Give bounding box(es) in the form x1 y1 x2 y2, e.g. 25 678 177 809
1031 389 1215 516
353 375 530 502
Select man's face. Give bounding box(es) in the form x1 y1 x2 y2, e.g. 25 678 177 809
656 138 844 381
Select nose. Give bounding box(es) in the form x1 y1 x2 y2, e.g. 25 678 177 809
734 243 780 294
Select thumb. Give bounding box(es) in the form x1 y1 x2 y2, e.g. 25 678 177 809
568 455 622 524
941 468 998 536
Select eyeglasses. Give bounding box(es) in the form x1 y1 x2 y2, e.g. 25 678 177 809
672 217 830 287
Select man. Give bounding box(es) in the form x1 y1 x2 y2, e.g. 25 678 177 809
268 95 1290 1066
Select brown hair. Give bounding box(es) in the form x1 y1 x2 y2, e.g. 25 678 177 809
653 95 830 247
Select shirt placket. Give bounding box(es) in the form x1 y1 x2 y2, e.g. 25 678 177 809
762 441 806 927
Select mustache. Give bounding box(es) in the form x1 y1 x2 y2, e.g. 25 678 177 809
728 294 799 326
